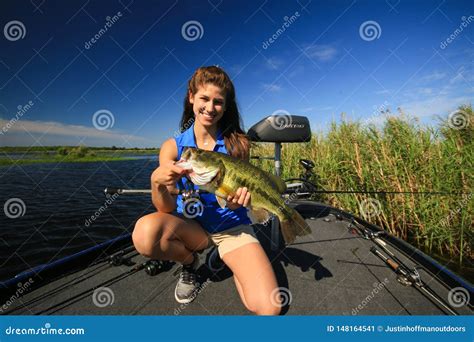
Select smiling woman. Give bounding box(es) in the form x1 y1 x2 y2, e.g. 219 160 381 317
132 66 282 314
180 66 250 160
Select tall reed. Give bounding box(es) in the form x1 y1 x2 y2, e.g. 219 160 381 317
251 105 473 268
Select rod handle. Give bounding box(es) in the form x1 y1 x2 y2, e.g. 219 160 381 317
386 258 399 271
104 187 121 195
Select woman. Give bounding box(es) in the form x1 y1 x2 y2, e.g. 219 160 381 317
132 66 281 315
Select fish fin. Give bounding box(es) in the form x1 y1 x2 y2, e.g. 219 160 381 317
265 171 287 194
216 196 227 209
248 207 272 224
279 210 312 244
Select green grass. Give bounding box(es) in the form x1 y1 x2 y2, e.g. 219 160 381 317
0 155 135 166
0 146 159 153
251 104 473 270
0 145 148 166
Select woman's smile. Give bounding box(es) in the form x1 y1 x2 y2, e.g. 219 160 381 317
189 83 226 126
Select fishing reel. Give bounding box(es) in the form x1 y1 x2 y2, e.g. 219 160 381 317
181 189 201 201
144 260 169 276
396 266 422 287
283 159 321 201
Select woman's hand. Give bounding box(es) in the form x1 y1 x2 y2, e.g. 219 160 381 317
226 187 251 210
151 161 188 187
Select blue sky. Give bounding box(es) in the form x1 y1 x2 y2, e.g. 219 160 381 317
0 0 472 147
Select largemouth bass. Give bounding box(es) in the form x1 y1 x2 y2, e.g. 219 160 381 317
176 148 311 244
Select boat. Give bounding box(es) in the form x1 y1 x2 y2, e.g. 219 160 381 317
1 115 472 315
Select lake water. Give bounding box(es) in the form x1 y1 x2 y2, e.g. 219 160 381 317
0 158 158 281
1 156 471 283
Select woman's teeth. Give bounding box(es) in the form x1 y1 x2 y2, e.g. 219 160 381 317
201 112 215 119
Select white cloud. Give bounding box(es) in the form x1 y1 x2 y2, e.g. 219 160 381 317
262 83 282 92
0 119 153 147
401 95 472 118
305 45 338 62
420 71 447 82
415 87 434 96
265 57 284 70
449 66 467 84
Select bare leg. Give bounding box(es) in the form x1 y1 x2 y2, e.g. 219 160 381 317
132 212 209 264
223 242 281 315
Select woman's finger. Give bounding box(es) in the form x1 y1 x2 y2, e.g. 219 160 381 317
237 187 247 205
170 164 187 175
233 188 242 203
243 191 251 207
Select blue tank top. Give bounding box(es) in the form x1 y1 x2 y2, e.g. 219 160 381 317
174 123 252 233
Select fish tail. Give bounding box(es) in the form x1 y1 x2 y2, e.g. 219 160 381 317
279 209 311 244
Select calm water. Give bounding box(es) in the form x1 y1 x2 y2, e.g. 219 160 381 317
1 158 472 283
0 158 158 281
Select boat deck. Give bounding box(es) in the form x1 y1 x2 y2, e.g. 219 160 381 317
5 202 472 315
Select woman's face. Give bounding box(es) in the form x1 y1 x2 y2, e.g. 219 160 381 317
189 83 226 128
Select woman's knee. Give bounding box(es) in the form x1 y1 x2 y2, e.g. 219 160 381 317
132 214 165 258
250 299 281 316
244 289 282 316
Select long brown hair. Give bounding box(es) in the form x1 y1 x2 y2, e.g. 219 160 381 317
180 66 250 160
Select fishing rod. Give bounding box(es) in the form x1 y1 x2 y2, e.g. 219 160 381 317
310 190 468 195
5 246 138 314
35 258 172 315
348 219 459 315
104 187 469 197
370 246 458 315
284 179 470 196
104 187 210 196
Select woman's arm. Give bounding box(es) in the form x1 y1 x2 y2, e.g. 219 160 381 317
151 138 186 212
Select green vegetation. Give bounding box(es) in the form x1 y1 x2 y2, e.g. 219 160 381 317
0 145 159 154
0 146 159 166
252 105 473 270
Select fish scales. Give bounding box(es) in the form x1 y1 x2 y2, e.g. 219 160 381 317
177 148 312 243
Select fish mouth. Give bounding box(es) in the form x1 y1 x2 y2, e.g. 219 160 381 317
176 155 219 186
